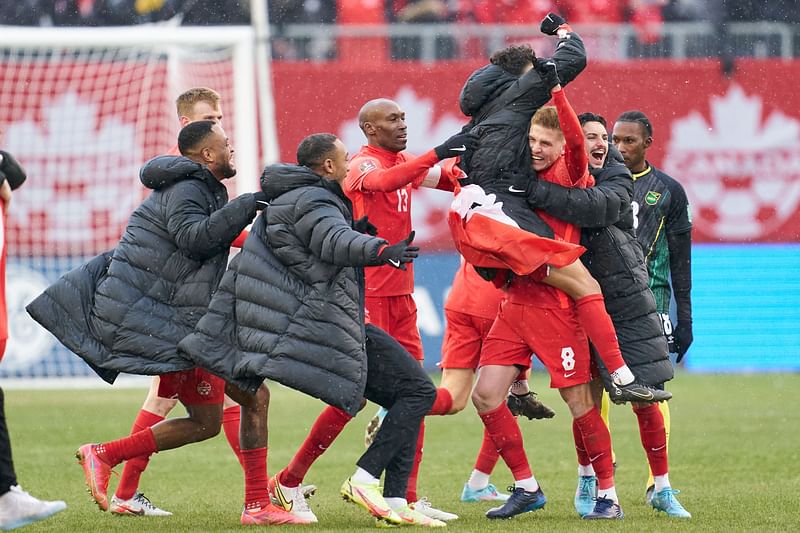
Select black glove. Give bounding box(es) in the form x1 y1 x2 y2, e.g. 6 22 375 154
434 131 479 160
353 215 378 236
378 231 419 270
536 59 560 90
540 12 567 35
253 191 269 210
674 321 693 363
496 169 537 198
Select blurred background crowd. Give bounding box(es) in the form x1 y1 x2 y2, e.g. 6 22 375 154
3 1 799 65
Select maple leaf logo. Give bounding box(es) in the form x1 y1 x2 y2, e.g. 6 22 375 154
664 84 800 240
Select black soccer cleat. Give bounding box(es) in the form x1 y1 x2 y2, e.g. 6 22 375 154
485 486 546 519
610 382 672 404
507 392 556 420
582 496 624 520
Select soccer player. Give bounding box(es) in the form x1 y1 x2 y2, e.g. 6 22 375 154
443 258 555 504
524 113 690 518
27 121 305 526
454 19 670 405
179 133 441 527
613 110 693 509
472 83 622 521
0 150 67 530
108 86 243 517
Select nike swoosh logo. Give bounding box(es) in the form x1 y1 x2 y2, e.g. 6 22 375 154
589 454 604 463
275 483 293 511
451 145 467 152
388 259 401 268
564 371 576 378
508 186 527 193
650 444 666 452
630 389 654 400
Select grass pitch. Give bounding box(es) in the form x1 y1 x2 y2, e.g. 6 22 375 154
4 372 799 532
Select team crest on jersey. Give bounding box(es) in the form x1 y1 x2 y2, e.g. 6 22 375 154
359 160 377 173
197 380 212 396
645 191 661 205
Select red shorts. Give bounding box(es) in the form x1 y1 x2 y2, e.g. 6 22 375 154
479 300 591 389
365 295 423 361
158 368 225 406
440 309 495 370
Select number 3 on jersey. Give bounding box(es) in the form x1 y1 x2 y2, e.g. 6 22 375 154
396 188 409 212
632 200 640 230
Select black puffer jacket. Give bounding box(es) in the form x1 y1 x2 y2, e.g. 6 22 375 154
26 155 260 382
527 150 673 387
459 31 586 192
179 164 388 415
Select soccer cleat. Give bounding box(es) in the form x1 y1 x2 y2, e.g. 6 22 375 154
573 476 597 517
0 485 66 531
485 486 546 519
109 492 172 516
364 407 388 448
240 502 312 525
75 443 113 511
650 488 691 518
645 484 655 504
583 497 624 520
340 477 401 525
610 382 672 404
411 498 458 521
301 484 317 499
268 474 318 523
506 392 556 420
460 483 510 502
393 505 447 527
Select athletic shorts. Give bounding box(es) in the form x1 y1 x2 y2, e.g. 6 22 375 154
440 309 495 370
158 368 225 406
365 294 423 361
479 300 592 389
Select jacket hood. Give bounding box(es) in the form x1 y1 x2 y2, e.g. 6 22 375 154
459 64 517 117
139 155 215 190
260 163 346 202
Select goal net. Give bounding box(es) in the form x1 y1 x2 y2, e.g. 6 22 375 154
0 25 259 382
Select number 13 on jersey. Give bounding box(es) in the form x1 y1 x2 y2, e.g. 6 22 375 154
396 188 409 212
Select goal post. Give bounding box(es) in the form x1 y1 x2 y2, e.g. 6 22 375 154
0 24 266 381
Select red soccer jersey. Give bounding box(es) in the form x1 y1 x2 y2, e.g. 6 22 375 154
0 201 7 348
509 88 592 309
444 257 505 320
344 144 439 296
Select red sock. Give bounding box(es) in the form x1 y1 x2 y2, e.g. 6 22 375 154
473 427 500 474
427 388 453 416
222 405 245 468
633 404 668 476
97 427 157 467
406 420 424 502
575 295 626 373
572 419 591 467
574 408 614 489
281 406 352 488
115 410 164 500
242 447 269 509
478 404 532 481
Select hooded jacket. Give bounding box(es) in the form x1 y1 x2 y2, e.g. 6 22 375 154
178 164 388 415
26 155 260 382
526 147 674 387
458 31 586 193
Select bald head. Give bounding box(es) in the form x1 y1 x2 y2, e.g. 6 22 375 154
357 98 407 153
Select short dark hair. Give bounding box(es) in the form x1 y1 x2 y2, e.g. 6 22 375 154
578 112 607 128
490 44 536 76
296 133 338 169
616 110 653 137
178 120 217 155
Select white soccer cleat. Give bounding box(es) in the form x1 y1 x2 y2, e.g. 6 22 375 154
109 492 172 516
0 485 66 530
411 498 459 521
268 474 318 523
